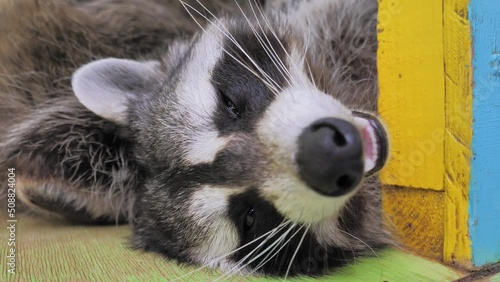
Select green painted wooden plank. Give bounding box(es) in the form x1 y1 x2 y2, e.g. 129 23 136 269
1 214 463 281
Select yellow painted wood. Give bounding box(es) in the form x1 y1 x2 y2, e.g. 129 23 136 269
443 0 473 268
377 0 446 190
378 0 475 267
382 185 445 260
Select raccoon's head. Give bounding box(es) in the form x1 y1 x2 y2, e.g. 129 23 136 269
71 7 389 277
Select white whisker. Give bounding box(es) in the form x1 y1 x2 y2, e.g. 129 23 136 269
178 1 281 94
252 0 310 87
170 219 291 282
242 0 296 87
248 223 304 276
249 223 295 273
337 213 358 264
185 0 283 93
338 229 379 260
302 21 317 89
215 222 295 281
285 223 310 279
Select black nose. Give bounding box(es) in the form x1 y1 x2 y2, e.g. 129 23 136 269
296 118 364 197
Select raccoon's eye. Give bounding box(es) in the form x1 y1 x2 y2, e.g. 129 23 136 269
220 90 241 118
244 208 255 231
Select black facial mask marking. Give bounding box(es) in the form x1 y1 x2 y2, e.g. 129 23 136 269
211 28 289 134
226 189 356 276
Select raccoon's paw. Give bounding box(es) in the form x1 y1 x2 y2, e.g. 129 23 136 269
16 178 132 224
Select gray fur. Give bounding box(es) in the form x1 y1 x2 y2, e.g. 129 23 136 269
0 0 391 277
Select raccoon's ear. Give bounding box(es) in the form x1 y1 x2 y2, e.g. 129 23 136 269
72 58 160 125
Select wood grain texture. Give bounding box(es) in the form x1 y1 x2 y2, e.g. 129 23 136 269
468 0 500 267
0 213 464 281
469 0 500 266
443 0 473 268
382 185 445 260
377 0 445 191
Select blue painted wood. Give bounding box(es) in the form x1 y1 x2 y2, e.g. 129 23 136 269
469 0 500 267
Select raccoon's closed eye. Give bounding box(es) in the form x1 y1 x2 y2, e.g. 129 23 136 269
219 90 241 118
244 208 255 231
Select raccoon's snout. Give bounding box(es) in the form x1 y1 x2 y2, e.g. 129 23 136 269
297 118 364 197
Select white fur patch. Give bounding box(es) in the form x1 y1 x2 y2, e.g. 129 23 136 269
185 131 230 164
259 174 355 224
173 26 229 165
189 186 240 268
256 49 359 224
311 217 355 248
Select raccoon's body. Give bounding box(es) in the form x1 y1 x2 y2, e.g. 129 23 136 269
0 0 391 277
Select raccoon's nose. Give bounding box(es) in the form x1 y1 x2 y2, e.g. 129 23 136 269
297 118 363 197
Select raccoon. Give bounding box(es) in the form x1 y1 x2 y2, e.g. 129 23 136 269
0 0 391 277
